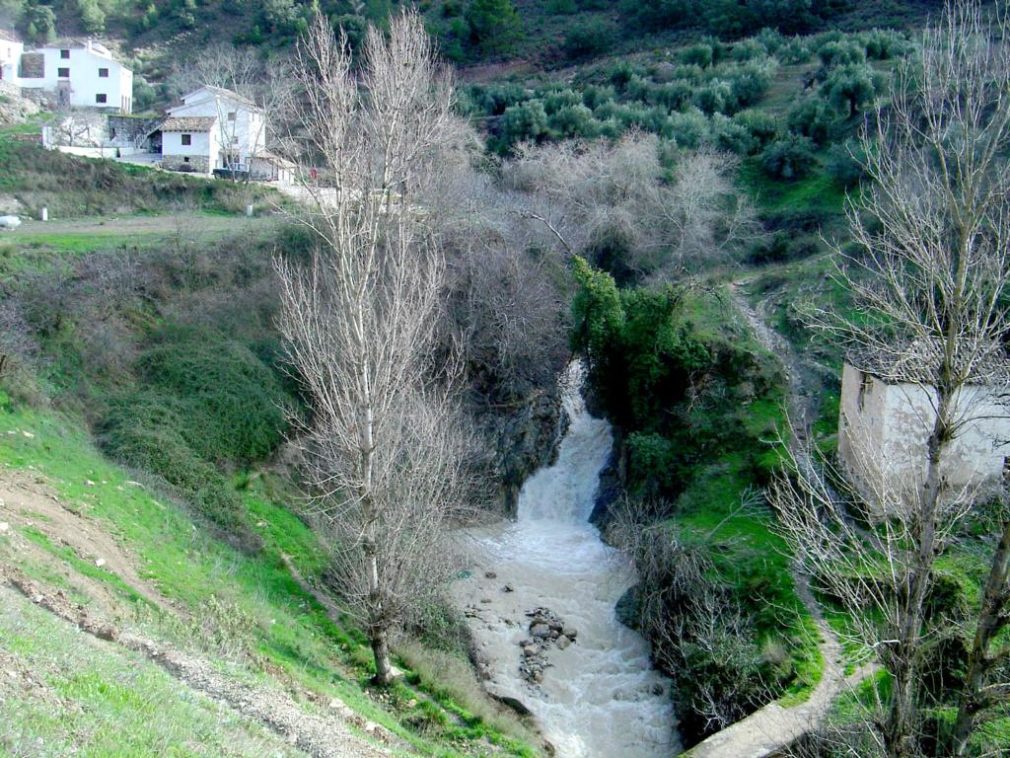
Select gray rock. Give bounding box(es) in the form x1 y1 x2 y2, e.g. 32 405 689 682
563 626 577 640
530 623 550 639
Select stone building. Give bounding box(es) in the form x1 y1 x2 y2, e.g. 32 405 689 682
838 354 1010 516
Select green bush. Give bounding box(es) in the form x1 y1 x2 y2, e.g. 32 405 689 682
760 134 817 181
136 331 289 463
825 137 867 187
563 17 618 59
787 98 841 145
824 63 882 118
499 99 551 147
733 109 780 147
98 395 254 545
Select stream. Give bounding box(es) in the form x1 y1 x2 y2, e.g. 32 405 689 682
452 361 679 757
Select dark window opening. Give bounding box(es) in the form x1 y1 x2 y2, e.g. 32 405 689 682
60 49 70 59
183 156 190 163
57 67 69 78
858 371 872 412
98 67 108 78
181 134 192 146
95 93 107 104
227 111 236 121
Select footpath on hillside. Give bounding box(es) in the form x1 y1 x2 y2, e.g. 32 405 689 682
683 285 871 758
0 471 401 758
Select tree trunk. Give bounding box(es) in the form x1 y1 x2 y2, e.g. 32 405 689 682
370 625 394 686
883 393 951 757
952 519 1010 754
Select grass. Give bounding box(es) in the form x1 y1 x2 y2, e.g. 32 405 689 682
0 587 301 758
0 391 536 757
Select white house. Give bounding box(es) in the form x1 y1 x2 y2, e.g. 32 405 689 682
156 85 266 175
2 38 133 113
0 29 23 82
838 356 1010 517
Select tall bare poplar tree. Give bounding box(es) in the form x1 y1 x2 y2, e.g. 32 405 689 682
275 11 473 685
770 2 1010 754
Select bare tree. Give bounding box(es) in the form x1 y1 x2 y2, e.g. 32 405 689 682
275 11 474 685
501 134 759 280
770 2 1010 754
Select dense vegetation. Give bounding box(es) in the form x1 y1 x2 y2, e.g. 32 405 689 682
569 258 819 741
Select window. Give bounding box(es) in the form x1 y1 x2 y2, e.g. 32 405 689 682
858 371 872 412
183 156 190 163
181 134 192 146
60 49 70 59
95 93 107 104
230 136 238 145
227 111 236 121
57 67 69 78
98 67 108 78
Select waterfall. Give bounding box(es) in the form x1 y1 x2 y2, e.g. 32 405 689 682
453 359 679 757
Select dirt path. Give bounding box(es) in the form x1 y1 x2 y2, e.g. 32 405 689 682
681 285 868 758
5 212 278 239
0 470 403 758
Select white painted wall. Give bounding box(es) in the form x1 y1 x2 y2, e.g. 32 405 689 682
0 38 23 79
161 128 219 173
839 362 1010 516
167 88 265 166
11 41 132 112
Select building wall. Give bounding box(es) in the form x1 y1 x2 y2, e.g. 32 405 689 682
13 44 132 113
0 39 23 76
169 93 264 165
161 130 218 174
839 362 1010 516
162 154 210 173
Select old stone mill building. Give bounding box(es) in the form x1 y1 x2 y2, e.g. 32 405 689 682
838 351 1010 516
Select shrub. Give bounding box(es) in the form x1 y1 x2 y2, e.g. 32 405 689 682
662 108 710 148
731 38 766 62
712 114 758 155
500 99 551 146
563 17 618 59
760 134 817 181
98 394 254 545
693 79 736 115
825 138 867 187
816 39 866 68
681 42 715 68
787 97 840 145
548 104 600 138
824 63 882 118
860 28 909 60
776 35 812 64
653 80 693 110
727 62 774 108
466 0 523 55
136 333 289 463
733 109 780 147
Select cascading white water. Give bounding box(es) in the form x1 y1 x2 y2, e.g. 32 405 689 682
453 360 679 757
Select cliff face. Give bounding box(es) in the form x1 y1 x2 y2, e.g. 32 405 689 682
486 387 563 517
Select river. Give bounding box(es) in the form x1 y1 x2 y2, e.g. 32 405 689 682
452 361 679 757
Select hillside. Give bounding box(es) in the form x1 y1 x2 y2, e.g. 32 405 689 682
0 138 543 757
4 2 1010 757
